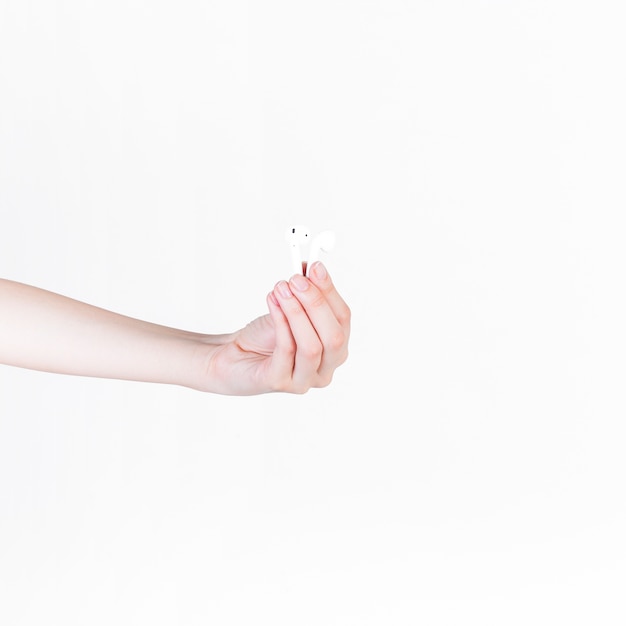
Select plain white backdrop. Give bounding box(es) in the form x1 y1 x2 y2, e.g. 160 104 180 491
1 1 625 624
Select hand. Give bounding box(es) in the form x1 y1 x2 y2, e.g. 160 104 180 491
199 262 351 395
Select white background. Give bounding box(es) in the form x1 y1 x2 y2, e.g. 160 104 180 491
1 1 625 624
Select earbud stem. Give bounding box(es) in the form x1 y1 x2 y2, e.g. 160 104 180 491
306 231 335 277
290 246 303 275
306 248 321 277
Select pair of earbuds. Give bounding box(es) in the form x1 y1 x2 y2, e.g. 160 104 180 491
285 225 336 277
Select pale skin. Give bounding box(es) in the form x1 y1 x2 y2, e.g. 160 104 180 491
0 261 350 395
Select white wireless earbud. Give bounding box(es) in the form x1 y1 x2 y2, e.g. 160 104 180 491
284 225 310 275
306 230 336 276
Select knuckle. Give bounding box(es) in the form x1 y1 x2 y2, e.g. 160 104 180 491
282 342 297 357
308 292 327 309
286 302 305 316
302 342 323 360
328 329 346 351
316 373 333 388
338 304 351 326
291 384 310 395
269 377 290 393
270 377 311 395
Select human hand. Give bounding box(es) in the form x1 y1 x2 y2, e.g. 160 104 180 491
197 262 351 395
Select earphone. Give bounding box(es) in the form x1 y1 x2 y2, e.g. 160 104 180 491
284 225 310 275
307 230 336 275
284 225 336 276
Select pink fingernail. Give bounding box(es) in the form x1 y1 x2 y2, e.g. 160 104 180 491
276 281 293 298
312 262 327 280
290 274 310 292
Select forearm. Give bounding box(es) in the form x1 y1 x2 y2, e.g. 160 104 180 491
0 278 222 389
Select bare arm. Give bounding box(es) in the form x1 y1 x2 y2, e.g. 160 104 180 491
0 278 224 389
0 263 351 395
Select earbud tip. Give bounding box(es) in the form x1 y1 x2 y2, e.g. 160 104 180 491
284 224 311 243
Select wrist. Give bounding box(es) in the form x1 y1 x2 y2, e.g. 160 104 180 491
182 332 236 393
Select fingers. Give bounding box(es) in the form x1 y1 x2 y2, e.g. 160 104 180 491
272 280 324 392
265 291 296 387
269 262 350 393
288 271 349 383
307 262 352 333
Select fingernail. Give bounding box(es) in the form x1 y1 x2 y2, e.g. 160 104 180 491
290 274 310 292
276 281 292 298
311 262 327 280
